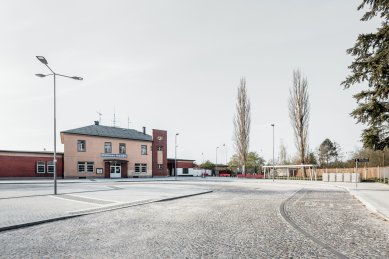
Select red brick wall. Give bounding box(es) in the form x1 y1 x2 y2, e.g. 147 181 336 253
176 161 194 168
0 153 63 178
152 129 168 177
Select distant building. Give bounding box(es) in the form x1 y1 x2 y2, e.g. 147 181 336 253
61 122 168 178
0 122 180 179
167 158 195 176
0 150 63 178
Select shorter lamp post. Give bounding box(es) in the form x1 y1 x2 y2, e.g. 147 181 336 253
271 124 275 182
215 146 219 176
175 133 179 180
35 56 83 195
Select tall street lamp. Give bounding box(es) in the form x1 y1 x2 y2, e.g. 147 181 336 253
215 146 219 176
223 143 227 165
271 124 275 182
35 56 83 195
175 133 179 180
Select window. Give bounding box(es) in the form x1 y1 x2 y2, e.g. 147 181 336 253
86 162 94 173
104 142 112 153
47 161 54 174
77 140 86 152
141 145 147 155
158 164 163 170
78 162 85 173
37 161 45 174
119 143 126 154
135 163 147 173
157 146 163 151
78 162 94 173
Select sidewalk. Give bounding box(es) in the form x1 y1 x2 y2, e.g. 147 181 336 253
331 182 389 221
0 182 212 232
275 180 389 221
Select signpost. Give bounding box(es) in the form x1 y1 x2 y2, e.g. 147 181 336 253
354 158 369 188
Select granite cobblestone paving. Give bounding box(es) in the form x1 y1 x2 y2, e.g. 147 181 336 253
1 182 388 258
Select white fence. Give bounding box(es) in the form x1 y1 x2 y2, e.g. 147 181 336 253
322 172 360 182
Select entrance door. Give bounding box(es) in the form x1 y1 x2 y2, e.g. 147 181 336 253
110 163 121 178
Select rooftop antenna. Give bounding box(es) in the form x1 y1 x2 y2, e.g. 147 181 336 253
96 111 102 124
112 108 120 127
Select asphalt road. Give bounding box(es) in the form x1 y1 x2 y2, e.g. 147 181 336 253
1 181 388 258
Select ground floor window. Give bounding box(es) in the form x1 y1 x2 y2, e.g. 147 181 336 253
158 164 163 170
47 161 54 173
36 161 45 173
135 163 147 173
78 162 94 173
86 162 94 172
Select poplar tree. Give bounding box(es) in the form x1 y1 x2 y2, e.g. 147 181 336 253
233 78 251 174
289 70 310 176
342 0 389 150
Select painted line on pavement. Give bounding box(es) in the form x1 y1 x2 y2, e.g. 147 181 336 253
0 190 213 233
63 194 119 204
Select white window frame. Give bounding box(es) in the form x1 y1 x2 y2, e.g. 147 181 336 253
135 163 147 173
104 142 112 153
47 161 54 174
78 162 86 173
141 145 147 155
86 162 94 173
37 161 45 174
119 143 126 154
135 163 141 173
141 163 147 173
78 162 94 173
77 140 86 152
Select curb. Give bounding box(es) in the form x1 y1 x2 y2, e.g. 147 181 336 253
156 190 213 202
325 184 389 222
0 190 213 233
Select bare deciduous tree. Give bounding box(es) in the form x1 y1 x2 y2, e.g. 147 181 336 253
278 140 289 165
289 70 310 176
233 78 251 174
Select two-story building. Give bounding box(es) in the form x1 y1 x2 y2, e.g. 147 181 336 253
61 122 168 178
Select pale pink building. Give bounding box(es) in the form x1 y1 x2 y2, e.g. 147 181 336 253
61 122 167 178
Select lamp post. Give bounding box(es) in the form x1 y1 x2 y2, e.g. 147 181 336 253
215 146 219 176
175 133 179 180
223 143 227 165
271 124 275 182
35 56 83 195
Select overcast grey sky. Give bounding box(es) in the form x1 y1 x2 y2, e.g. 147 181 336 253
0 1 381 164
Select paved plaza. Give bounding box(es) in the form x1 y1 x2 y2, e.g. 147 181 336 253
0 179 389 258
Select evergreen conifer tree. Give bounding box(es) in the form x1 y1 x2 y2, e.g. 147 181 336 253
342 0 389 150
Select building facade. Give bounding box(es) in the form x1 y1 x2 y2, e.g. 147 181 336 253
152 129 168 177
0 150 63 178
61 122 168 179
167 158 195 176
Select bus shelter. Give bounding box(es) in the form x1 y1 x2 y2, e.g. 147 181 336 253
262 164 318 181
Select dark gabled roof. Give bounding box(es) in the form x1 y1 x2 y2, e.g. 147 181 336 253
61 125 152 142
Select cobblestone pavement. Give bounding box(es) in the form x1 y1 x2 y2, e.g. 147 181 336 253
0 183 388 258
0 182 211 230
